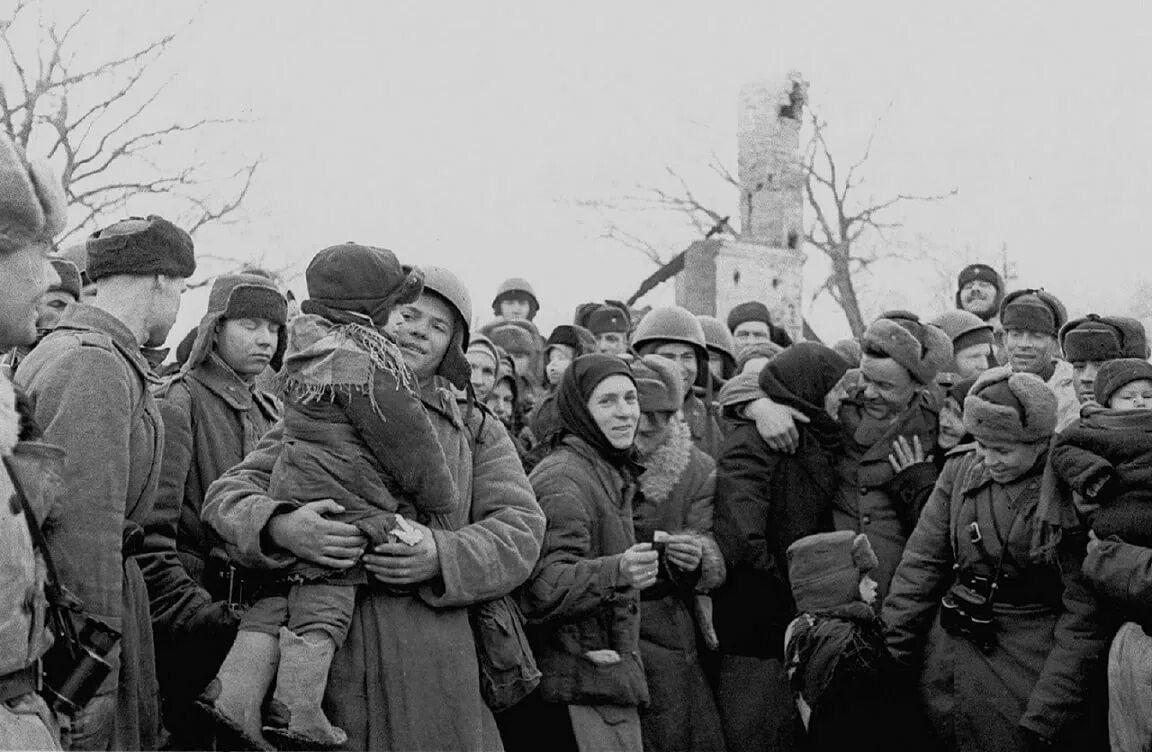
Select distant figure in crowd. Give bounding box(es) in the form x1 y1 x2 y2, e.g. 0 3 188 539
577 301 633 357
530 324 596 447
726 301 792 350
999 289 1079 431
1059 314 1149 407
633 306 723 458
931 309 997 383
955 263 1005 357
698 314 737 386
466 333 501 401
492 277 539 321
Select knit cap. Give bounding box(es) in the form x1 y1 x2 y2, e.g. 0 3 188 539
47 257 81 300
1093 358 1152 406
963 366 1056 444
1061 315 1149 362
861 312 953 385
1000 289 1067 337
301 243 422 327
726 300 773 333
631 354 684 413
787 531 878 612
86 215 195 282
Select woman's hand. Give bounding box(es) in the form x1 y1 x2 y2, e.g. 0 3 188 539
887 435 929 474
266 499 365 568
363 520 442 585
618 543 659 590
663 534 702 572
745 398 810 454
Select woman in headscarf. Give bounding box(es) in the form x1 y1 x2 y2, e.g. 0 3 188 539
629 355 726 752
507 354 659 752
710 342 851 752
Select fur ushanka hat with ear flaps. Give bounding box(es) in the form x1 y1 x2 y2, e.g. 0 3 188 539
1060 314 1149 362
787 530 878 612
861 311 953 386
86 215 196 282
963 366 1056 445
186 273 288 372
1094 358 1152 407
0 133 67 251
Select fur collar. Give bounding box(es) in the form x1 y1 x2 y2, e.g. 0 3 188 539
639 418 693 503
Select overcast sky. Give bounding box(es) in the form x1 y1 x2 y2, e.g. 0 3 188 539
29 1 1152 342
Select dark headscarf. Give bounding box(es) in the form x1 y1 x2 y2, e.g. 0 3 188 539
758 342 850 451
557 353 640 472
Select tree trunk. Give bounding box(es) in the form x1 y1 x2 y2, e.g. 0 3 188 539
829 247 866 337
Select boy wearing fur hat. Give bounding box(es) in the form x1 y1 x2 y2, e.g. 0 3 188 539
1000 288 1079 431
783 531 894 752
198 244 461 748
137 273 285 748
885 367 1108 751
1051 358 1152 546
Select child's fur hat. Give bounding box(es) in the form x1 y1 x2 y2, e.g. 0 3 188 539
1094 358 1152 406
861 312 953 385
963 366 1056 444
787 531 878 612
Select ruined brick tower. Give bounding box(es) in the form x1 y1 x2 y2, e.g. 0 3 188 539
676 72 808 341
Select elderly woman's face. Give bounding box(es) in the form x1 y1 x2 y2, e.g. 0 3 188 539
587 374 639 449
859 355 916 419
385 293 454 380
975 438 1046 483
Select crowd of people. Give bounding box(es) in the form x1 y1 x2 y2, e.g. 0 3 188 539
0 129 1151 752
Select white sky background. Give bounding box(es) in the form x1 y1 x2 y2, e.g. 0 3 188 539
23 1 1152 344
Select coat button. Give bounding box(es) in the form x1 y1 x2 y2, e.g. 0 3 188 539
8 493 19 515
862 515 871 525
859 487 869 496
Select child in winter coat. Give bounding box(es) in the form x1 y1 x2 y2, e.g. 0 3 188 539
783 531 895 752
199 243 460 749
1051 358 1152 546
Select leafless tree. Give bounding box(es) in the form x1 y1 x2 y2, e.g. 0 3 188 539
0 1 260 250
587 110 956 338
803 111 956 336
